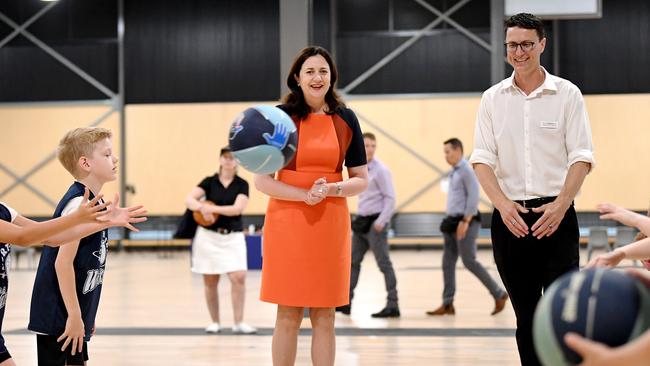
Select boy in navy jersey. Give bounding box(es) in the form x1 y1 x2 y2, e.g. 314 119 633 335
0 189 144 366
28 127 144 365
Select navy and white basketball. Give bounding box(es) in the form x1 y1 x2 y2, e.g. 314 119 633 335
228 105 297 174
533 268 650 366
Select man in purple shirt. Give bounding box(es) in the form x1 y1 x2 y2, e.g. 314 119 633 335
336 132 399 317
426 138 508 316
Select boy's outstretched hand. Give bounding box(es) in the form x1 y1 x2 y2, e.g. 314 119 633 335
73 188 111 223
97 193 147 232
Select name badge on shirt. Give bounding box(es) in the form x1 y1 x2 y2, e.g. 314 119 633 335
540 120 559 129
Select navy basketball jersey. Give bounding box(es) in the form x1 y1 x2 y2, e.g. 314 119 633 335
0 203 13 353
28 182 108 341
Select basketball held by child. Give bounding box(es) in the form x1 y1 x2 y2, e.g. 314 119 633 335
533 268 650 365
228 105 297 174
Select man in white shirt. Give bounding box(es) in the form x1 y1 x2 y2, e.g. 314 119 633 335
469 13 594 366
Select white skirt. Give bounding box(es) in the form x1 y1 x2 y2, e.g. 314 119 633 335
191 227 247 274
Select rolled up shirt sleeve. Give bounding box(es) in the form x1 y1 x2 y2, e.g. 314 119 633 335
565 87 595 172
469 92 498 171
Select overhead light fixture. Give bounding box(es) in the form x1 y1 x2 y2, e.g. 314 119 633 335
41 0 59 2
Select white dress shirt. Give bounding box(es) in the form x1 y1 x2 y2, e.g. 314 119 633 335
469 68 595 201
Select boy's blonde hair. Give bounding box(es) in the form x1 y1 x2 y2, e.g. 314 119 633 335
57 127 113 178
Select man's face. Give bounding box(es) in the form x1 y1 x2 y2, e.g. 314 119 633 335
443 143 462 167
364 137 376 162
505 27 546 75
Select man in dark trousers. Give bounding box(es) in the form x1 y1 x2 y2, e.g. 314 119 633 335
337 132 399 317
470 13 594 365
427 138 508 317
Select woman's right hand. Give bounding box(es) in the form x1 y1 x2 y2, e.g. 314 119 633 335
199 204 216 225
304 178 327 206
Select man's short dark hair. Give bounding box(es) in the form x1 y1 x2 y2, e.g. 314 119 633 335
505 13 545 40
444 138 463 153
362 132 376 141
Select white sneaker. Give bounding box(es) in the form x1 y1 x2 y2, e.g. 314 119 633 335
232 322 257 334
205 323 221 334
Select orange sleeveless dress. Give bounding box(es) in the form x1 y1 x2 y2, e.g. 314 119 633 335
260 113 352 307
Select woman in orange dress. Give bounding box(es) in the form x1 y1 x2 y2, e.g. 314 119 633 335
254 46 368 365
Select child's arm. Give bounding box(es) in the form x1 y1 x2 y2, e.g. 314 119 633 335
55 240 85 356
597 203 650 236
587 237 650 268
0 188 109 246
13 193 147 247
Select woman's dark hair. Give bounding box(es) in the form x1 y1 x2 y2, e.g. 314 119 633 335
504 13 545 40
281 46 345 120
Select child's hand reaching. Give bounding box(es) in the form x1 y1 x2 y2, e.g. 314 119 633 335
597 203 638 227
73 188 111 223
97 193 147 232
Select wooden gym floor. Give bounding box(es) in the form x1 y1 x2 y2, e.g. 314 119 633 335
3 247 607 365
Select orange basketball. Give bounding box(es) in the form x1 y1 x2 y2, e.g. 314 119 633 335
193 200 219 227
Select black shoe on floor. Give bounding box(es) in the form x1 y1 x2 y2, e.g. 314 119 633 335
336 304 351 315
371 307 400 318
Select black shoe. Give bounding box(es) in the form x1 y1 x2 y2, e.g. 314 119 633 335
336 304 351 315
371 307 400 318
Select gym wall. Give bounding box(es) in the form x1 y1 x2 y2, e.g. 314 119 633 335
1 93 648 216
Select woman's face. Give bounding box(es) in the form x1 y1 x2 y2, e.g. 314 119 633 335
219 152 237 171
295 55 331 104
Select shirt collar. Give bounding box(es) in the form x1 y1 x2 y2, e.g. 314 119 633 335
367 158 378 170
502 66 558 94
453 158 467 170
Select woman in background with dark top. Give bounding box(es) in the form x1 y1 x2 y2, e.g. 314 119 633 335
185 147 256 334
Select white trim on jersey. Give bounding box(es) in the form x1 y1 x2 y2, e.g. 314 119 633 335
0 201 18 222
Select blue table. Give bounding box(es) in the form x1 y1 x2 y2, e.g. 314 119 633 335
245 234 262 270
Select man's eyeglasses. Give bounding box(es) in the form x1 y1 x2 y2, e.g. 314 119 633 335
504 41 536 53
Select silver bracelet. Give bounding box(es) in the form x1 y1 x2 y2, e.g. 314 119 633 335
335 182 343 196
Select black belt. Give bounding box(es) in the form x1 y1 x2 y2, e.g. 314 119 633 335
447 213 481 222
514 196 557 209
211 228 242 234
357 213 380 220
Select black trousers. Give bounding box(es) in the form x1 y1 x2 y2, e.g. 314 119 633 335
491 205 579 366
